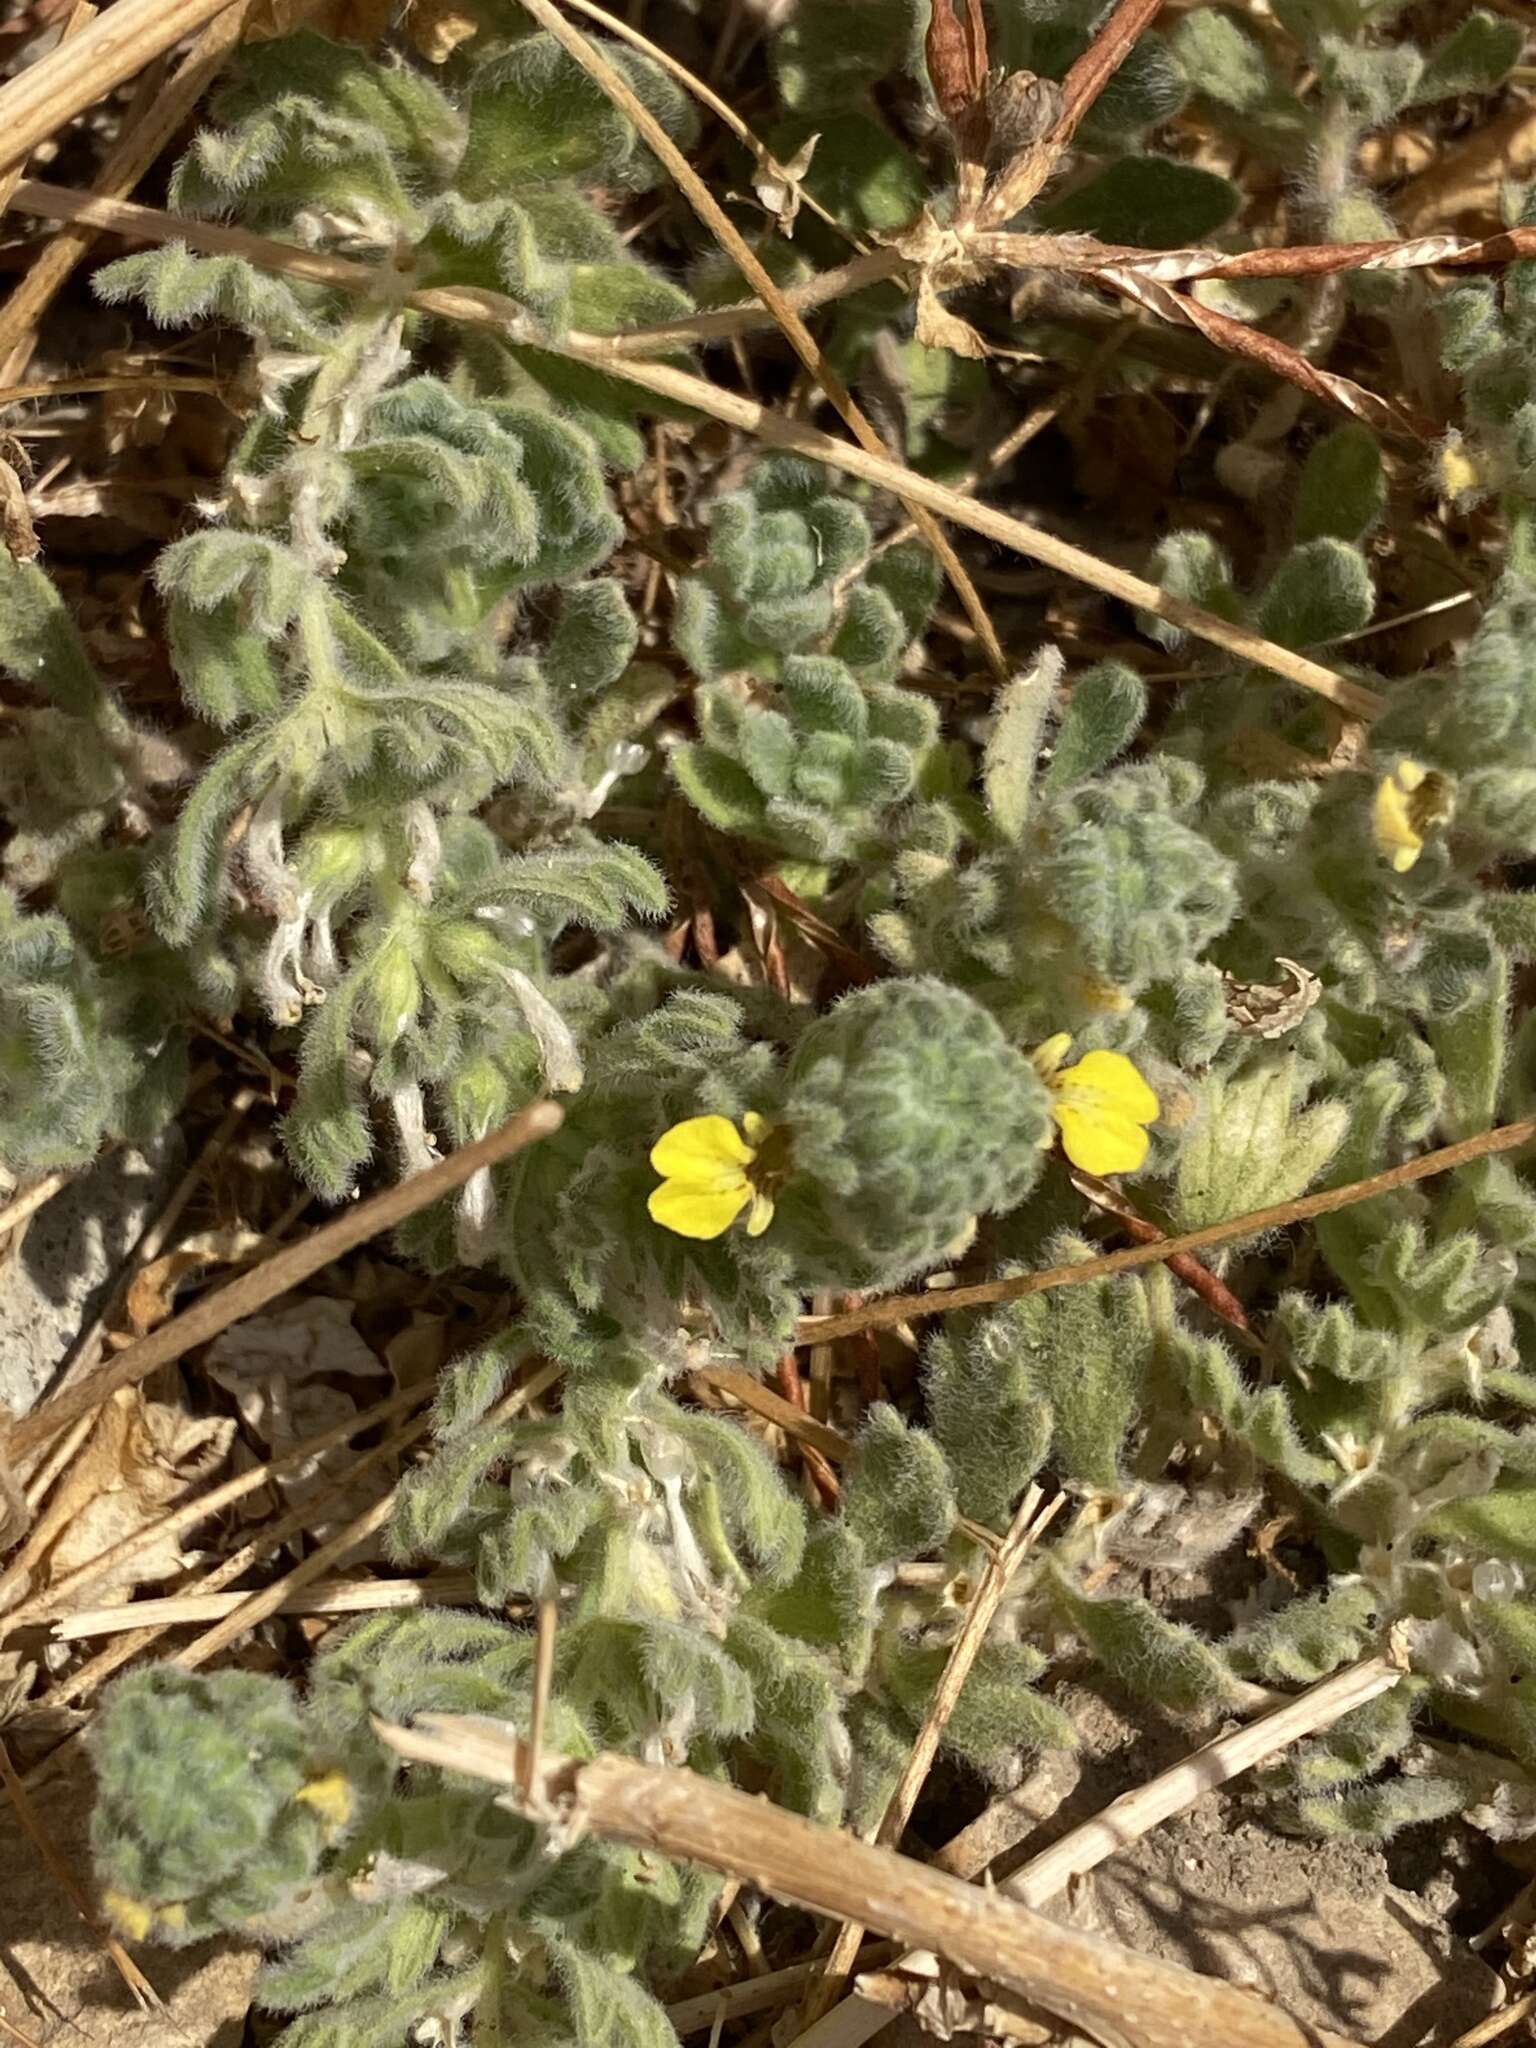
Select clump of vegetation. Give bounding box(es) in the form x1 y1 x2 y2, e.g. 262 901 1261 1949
3 1 1536 2044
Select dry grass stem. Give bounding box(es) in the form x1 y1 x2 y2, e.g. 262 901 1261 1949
1 1379 429 1636
1001 1655 1399 1909
172 1362 560 1672
602 249 904 355
556 0 859 246
798 1114 1536 1344
522 1597 558 1801
691 1366 850 1463
667 1952 902 2037
0 0 244 178
0 0 256 383
4 179 1383 712
373 1716 1369 2048
515 0 1009 683
1 1100 562 1462
0 0 95 215
52 1571 479 1640
800 1487 1066 2027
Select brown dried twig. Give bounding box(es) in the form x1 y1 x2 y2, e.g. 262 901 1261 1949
799 1114 1536 1346
514 0 1010 685
1068 1168 1256 1345
0 0 244 178
801 1486 1067 2026
1050 0 1166 156
0 0 257 385
692 1364 850 1466
374 1716 1370 2048
2 179 1385 717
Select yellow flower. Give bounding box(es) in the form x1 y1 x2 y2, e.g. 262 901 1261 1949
1031 1033 1159 1176
296 1769 355 1832
102 1889 191 1940
648 1112 783 1240
1436 436 1487 503
1373 759 1453 874
102 1889 155 1942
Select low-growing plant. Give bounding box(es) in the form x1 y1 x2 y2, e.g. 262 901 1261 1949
2 3 1535 2044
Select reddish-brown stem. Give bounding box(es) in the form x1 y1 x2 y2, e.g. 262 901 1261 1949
1070 1171 1254 1341
1053 0 1165 143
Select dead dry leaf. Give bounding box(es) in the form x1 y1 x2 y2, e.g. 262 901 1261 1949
125 1227 264 1338
204 1295 387 1400
208 1299 390 1551
914 273 990 360
0 1648 36 1729
1 457 38 563
41 1391 235 1608
752 132 818 235
407 0 480 61
384 1312 450 1388
1222 957 1321 1040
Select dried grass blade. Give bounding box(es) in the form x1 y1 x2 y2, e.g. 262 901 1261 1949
1094 264 1434 440
797 1114 1536 1344
2 178 1386 712
1 1101 562 1462
0 0 243 178
513 0 1009 682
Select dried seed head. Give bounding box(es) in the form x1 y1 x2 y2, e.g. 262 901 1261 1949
986 69 1065 162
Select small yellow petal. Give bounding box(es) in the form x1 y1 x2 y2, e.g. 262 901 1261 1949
745 1190 775 1237
1047 1049 1158 1175
1438 440 1485 501
103 1890 155 1942
741 1110 771 1146
296 1770 354 1831
1054 1103 1151 1176
1030 1032 1073 1081
1373 774 1423 871
650 1114 754 1180
649 1177 753 1239
157 1903 188 1933
1059 1049 1160 1126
